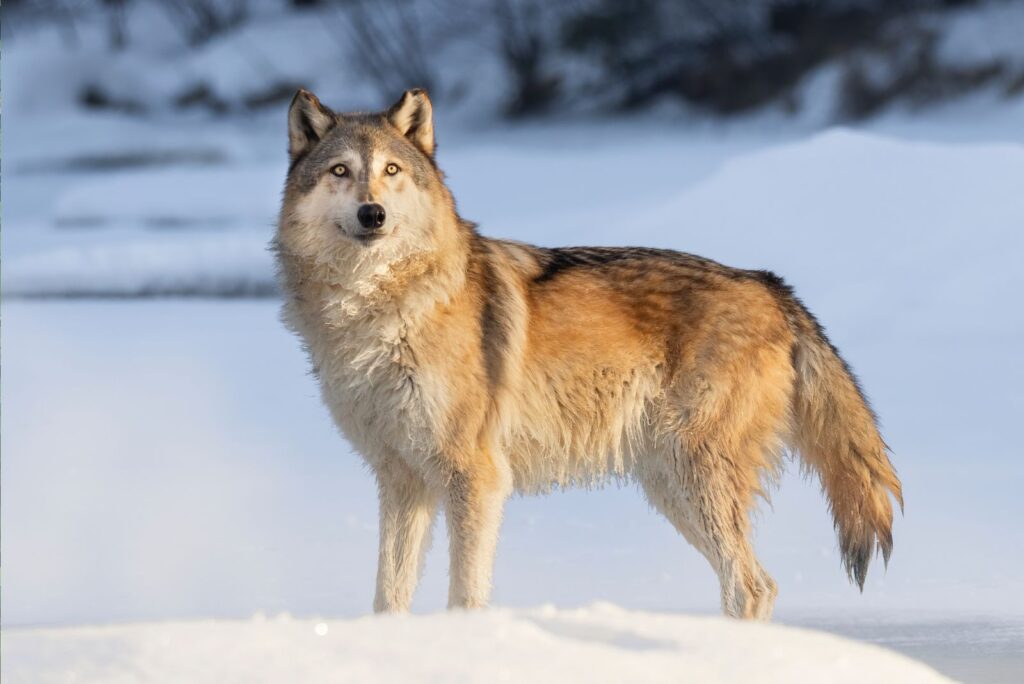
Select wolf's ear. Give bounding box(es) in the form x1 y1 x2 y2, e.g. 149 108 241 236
387 89 435 158
288 89 335 162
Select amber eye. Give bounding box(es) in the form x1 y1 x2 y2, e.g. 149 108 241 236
330 164 348 177
385 163 400 176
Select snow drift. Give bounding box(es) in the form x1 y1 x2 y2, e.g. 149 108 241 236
1 605 952 684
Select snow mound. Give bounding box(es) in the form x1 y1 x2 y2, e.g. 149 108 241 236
2 232 277 298
1 605 952 683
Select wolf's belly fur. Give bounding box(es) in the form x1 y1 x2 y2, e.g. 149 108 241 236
503 362 665 492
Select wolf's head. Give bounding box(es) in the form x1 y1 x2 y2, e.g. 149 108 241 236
278 89 460 267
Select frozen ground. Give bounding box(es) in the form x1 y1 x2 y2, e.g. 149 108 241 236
4 18 1024 683
0 605 955 684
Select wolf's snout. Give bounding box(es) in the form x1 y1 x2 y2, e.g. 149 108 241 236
357 203 387 229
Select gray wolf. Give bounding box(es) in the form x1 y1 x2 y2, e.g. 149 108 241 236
274 88 902 619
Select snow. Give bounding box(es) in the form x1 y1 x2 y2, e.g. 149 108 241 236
4 2 1024 682
932 1 1024 68
0 605 953 683
2 231 276 297
51 167 281 229
7 126 1024 298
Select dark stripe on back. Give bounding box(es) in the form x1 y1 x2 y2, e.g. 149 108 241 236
533 246 753 285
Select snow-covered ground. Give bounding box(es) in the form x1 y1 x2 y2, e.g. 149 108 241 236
0 606 955 684
4 5 1024 683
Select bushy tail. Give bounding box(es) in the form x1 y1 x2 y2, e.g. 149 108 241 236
785 298 903 590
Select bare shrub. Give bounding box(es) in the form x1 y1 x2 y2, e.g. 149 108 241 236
155 0 248 46
330 0 438 98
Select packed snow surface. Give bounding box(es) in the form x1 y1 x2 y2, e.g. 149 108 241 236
0 605 953 684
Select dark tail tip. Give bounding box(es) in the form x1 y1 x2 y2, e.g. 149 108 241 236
843 525 894 591
845 543 870 592
880 528 894 567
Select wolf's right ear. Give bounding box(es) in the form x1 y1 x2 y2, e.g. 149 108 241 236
288 89 335 162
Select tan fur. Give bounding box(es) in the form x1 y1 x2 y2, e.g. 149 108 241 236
275 90 902 619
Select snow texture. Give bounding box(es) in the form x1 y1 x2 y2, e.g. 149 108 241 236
1 605 953 684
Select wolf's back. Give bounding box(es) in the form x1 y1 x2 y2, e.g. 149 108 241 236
770 280 903 589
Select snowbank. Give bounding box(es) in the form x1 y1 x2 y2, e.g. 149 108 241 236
0 605 952 684
5 127 1023 297
2 232 277 298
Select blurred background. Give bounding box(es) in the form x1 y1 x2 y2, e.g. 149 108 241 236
2 1 1024 681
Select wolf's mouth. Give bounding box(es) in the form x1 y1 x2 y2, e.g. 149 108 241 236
350 224 399 245
352 227 389 245
335 220 382 244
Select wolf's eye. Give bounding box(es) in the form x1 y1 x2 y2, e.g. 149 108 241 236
330 164 348 177
385 163 400 176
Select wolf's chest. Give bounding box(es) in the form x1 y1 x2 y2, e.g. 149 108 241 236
303 309 444 456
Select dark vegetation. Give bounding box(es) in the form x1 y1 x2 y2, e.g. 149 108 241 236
8 0 1021 119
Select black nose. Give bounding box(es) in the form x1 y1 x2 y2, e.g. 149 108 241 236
357 203 386 229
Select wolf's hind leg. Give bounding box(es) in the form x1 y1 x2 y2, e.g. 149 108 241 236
639 437 777 620
373 457 439 613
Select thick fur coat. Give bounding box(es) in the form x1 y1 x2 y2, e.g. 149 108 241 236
274 89 903 619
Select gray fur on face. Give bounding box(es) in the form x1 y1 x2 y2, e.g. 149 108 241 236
287 114 438 196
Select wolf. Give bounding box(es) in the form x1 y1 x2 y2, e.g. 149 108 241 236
274 88 903 620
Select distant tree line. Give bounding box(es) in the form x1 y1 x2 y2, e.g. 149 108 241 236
10 0 1019 119
552 0 1011 118
312 0 1016 118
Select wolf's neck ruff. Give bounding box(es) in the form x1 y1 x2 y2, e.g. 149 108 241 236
275 88 902 619
278 214 470 327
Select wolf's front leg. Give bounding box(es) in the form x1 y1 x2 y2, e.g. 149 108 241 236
445 459 511 609
373 457 439 613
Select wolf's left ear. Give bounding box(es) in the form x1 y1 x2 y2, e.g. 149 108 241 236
288 89 335 162
387 89 435 158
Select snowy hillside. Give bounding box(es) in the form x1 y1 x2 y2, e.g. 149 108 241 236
1 606 953 684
